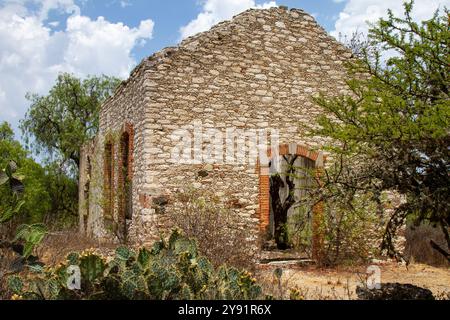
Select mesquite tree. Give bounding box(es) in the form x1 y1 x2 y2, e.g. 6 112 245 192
21 73 121 173
314 1 449 260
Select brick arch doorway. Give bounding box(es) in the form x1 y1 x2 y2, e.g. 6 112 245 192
258 144 325 260
118 123 134 242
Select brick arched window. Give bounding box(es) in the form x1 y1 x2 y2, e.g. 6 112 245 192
103 139 114 221
117 123 134 238
258 143 325 260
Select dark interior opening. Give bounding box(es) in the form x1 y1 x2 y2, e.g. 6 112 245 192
120 132 132 221
104 142 113 219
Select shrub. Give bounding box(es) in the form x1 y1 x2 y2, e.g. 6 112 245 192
318 193 384 266
169 186 259 270
8 230 263 300
0 160 48 258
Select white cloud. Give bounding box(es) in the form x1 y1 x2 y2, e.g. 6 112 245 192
37 0 80 21
332 0 450 40
64 16 154 77
179 0 277 40
0 0 80 21
120 0 131 8
0 0 154 128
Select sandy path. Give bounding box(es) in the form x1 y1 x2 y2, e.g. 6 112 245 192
257 262 450 300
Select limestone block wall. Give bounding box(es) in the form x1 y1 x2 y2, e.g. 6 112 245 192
138 7 352 244
80 6 354 246
79 60 154 243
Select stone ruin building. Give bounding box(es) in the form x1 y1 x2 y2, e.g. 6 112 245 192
78 6 355 257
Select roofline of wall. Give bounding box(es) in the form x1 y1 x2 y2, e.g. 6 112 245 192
100 6 354 114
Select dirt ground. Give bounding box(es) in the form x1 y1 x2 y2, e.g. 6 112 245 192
256 262 450 300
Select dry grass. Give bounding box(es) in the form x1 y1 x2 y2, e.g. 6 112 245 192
36 230 118 265
405 225 449 268
257 264 356 300
0 247 19 300
256 262 450 300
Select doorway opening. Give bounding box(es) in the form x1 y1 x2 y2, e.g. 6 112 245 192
258 144 324 259
269 155 316 251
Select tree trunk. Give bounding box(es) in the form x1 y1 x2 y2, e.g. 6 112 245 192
270 175 289 249
270 155 298 250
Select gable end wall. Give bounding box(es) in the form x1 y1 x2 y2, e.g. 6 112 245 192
80 7 353 246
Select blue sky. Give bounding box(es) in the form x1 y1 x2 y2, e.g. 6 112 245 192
74 0 346 59
0 0 449 139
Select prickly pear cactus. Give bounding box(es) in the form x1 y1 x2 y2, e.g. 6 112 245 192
79 252 106 283
9 230 263 300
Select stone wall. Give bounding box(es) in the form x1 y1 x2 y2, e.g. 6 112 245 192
78 57 152 243
79 6 353 246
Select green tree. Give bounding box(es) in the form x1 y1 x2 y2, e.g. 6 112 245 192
314 1 449 260
0 122 50 226
0 122 77 258
41 162 78 228
0 122 75 228
0 161 25 227
0 159 47 259
20 73 121 172
0 122 14 141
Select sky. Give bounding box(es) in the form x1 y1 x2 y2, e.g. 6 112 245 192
0 0 449 139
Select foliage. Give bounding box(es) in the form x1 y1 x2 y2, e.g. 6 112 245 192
276 159 384 265
320 193 383 266
0 161 25 226
313 1 450 260
287 206 313 253
20 73 121 172
0 122 76 228
9 230 263 300
1 122 50 226
13 224 48 259
0 159 48 259
41 162 78 229
0 122 14 141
